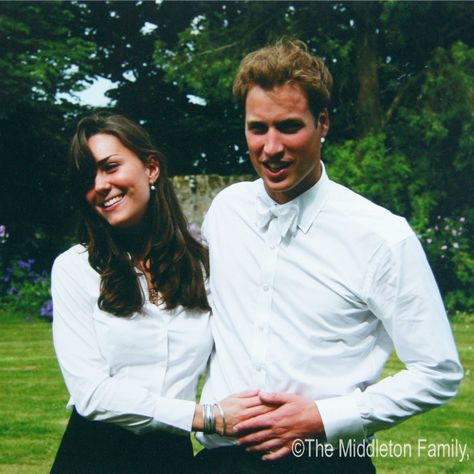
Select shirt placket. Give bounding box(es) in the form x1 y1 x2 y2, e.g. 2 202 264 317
251 218 280 389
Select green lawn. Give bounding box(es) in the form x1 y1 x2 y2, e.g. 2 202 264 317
372 316 474 473
0 311 472 473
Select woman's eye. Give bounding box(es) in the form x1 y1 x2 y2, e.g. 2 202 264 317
105 163 118 172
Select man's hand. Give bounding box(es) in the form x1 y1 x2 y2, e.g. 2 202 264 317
233 392 325 461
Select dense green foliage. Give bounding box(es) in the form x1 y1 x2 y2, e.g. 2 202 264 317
0 1 95 269
0 1 472 311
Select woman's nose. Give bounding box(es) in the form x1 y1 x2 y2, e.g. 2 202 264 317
94 172 111 194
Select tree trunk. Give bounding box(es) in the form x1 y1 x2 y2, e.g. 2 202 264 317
353 1 383 137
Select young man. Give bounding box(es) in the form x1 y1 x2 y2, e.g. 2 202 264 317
196 40 462 473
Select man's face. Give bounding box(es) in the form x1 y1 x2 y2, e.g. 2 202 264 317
245 84 329 204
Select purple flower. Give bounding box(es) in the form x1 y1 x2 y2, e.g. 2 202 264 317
8 286 19 296
2 267 13 284
39 299 53 320
18 259 35 271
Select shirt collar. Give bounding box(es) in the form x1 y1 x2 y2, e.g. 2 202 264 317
255 161 331 235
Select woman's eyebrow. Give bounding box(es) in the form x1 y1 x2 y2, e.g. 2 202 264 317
96 154 120 165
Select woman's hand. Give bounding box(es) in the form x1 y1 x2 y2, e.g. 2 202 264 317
216 390 275 437
193 390 275 437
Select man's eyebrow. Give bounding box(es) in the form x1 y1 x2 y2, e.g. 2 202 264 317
246 117 304 124
277 118 305 124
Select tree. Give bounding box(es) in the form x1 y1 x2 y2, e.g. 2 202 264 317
84 0 247 175
146 0 473 310
0 1 472 310
353 1 383 136
0 1 96 266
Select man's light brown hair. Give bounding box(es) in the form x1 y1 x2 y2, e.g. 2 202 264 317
233 39 333 118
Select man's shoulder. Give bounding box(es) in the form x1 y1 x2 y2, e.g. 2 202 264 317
210 179 260 211
215 179 259 200
328 181 413 245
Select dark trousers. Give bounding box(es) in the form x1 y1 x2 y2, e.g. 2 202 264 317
51 408 194 474
195 445 376 474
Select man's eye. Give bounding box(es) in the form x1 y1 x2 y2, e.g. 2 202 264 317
278 122 303 134
247 124 267 134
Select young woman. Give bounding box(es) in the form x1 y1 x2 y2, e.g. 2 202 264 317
51 113 266 473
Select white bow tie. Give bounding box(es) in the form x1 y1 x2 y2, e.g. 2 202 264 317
256 194 299 238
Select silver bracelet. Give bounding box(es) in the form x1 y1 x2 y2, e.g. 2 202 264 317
203 404 216 434
214 403 226 436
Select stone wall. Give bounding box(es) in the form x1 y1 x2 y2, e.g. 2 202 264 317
171 174 254 228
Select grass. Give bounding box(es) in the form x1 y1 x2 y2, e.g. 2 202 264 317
0 312 68 474
371 315 474 473
0 311 472 473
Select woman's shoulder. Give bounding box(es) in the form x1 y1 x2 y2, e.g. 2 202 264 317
53 244 94 278
54 244 88 266
52 244 101 295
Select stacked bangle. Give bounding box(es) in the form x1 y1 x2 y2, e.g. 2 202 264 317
201 403 227 436
203 404 216 434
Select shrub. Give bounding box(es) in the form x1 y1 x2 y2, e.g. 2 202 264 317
417 216 473 314
325 134 412 217
0 259 52 321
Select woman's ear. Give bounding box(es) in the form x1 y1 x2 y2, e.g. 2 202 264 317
147 155 160 184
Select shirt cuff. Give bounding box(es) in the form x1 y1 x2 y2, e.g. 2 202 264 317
316 395 366 446
152 398 196 433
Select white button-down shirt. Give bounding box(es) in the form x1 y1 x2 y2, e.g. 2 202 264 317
52 245 213 434
198 164 462 447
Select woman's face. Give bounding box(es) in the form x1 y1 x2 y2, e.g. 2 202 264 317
85 133 160 228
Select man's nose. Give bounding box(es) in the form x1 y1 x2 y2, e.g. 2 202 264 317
263 130 284 157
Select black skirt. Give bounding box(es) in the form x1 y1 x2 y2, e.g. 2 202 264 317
51 408 194 474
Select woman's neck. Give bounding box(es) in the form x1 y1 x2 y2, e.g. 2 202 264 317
111 224 151 261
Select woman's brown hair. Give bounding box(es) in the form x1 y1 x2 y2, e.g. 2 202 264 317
69 113 210 316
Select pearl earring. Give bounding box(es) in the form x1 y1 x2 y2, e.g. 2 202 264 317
150 183 156 191
321 137 326 144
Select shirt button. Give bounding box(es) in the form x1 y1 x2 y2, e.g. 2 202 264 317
263 285 270 291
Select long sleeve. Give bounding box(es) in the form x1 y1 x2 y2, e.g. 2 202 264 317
51 248 200 435
316 235 463 444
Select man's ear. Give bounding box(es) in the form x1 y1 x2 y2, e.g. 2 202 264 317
318 109 330 137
